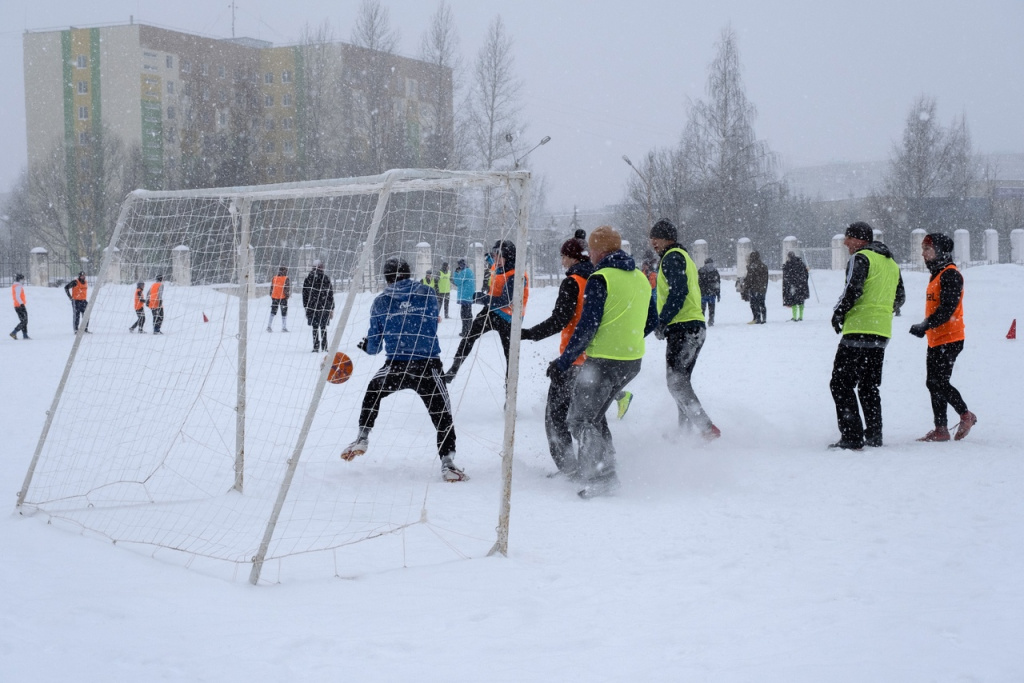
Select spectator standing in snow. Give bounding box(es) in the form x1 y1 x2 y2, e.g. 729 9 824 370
339 258 466 482
128 281 147 333
742 251 769 324
909 232 977 442
697 258 721 326
452 259 476 337
64 271 90 333
553 226 656 498
782 252 810 322
443 240 528 384
436 262 452 319
520 236 596 477
649 219 720 441
9 273 29 340
302 260 335 353
147 274 165 335
828 222 906 450
267 266 291 332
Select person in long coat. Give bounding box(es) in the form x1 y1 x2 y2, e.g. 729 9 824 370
782 251 810 321
742 251 769 324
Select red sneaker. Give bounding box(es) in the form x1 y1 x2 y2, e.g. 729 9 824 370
702 424 722 441
954 411 977 441
917 426 950 442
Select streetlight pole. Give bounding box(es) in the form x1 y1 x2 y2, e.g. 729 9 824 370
506 134 552 169
622 155 653 229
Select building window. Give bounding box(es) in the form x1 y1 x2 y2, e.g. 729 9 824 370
265 95 274 107
200 62 209 76
165 126 177 143
79 131 89 145
264 72 274 84
264 140 275 153
218 65 226 78
267 166 277 178
282 70 292 83
265 117 275 131
167 81 175 95
218 111 228 127
78 105 89 120
181 59 191 73
166 55 173 69
184 81 192 97
282 117 292 130
76 55 87 69
167 106 176 120
77 81 88 94
282 93 292 107
405 78 418 99
79 156 90 172
283 140 294 155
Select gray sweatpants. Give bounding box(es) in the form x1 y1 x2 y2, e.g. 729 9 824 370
665 325 713 432
567 357 641 483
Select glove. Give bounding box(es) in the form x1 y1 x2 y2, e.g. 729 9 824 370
909 323 927 338
356 337 368 351
520 327 535 342
546 360 563 379
830 311 844 334
654 325 666 340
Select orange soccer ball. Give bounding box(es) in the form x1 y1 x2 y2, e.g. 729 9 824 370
326 351 354 384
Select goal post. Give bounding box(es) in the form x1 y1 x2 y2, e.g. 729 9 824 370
16 168 531 583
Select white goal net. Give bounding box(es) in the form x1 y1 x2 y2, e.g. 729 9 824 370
17 169 530 584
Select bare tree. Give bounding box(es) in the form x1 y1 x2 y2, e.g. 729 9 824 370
466 16 523 171
296 20 348 180
678 26 777 262
349 0 402 174
874 96 979 255
7 128 144 269
419 1 461 169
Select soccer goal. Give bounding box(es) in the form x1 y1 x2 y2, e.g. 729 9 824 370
16 169 531 584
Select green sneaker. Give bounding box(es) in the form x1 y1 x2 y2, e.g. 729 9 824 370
615 391 633 420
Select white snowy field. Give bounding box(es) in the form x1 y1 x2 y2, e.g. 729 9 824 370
2 264 1023 681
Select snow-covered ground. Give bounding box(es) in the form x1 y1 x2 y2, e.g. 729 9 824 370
3 264 1023 681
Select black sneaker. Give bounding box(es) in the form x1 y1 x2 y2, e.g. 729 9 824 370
865 436 883 447
828 440 863 451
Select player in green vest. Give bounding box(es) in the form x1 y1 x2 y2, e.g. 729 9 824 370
550 226 657 498
436 262 452 319
828 221 906 450
648 219 721 441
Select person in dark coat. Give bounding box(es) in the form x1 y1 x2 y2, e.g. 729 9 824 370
697 258 721 326
782 251 810 321
742 251 769 324
302 260 335 353
520 237 596 477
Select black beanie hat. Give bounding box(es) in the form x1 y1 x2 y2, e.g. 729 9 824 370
573 228 586 241
649 219 677 241
845 222 874 242
492 240 516 265
923 232 954 255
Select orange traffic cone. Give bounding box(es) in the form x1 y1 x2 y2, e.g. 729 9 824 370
1008 319 1017 340
203 312 209 323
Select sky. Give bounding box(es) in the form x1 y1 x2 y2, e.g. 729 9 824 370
1 0 1023 212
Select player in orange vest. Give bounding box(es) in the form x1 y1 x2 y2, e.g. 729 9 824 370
520 237 595 476
128 281 147 333
9 273 29 340
63 271 90 333
442 239 529 384
909 233 976 441
267 266 291 332
148 274 165 335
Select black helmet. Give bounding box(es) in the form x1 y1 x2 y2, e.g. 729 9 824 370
382 257 411 284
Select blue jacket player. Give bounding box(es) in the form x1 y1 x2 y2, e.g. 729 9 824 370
340 258 467 482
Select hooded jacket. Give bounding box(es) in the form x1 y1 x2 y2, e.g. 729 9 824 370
364 278 441 360
555 250 658 370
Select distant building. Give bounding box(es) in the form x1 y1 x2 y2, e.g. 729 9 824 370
23 22 451 190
